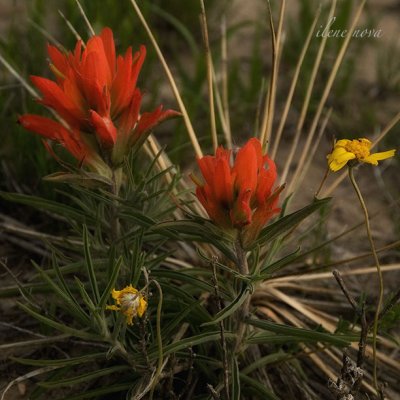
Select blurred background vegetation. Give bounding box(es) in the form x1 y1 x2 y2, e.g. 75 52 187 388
1 0 399 198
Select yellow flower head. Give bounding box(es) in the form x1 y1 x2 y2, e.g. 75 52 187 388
327 138 396 172
106 285 147 325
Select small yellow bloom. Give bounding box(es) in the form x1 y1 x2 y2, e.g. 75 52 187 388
106 285 147 325
327 138 396 172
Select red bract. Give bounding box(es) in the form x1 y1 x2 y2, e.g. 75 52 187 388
19 27 179 170
194 138 283 244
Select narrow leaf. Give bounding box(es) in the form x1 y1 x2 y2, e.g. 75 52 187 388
231 356 241 400
201 286 251 327
12 353 106 367
0 191 90 223
247 318 354 346
38 365 130 388
99 256 122 309
149 331 236 360
251 198 331 249
18 302 99 341
65 383 132 400
259 247 301 277
240 374 280 400
241 352 289 375
31 261 90 325
83 225 100 303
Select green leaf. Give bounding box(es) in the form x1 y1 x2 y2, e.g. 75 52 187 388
74 277 97 313
201 286 252 327
0 191 91 224
246 334 310 345
162 300 201 337
152 269 215 294
65 383 132 400
51 255 91 323
250 197 331 249
247 318 354 346
38 365 131 388
83 225 100 303
231 356 241 400
12 353 106 367
241 352 289 375
161 285 211 324
240 374 279 400
119 210 156 228
197 248 248 280
259 248 301 277
99 256 122 310
43 172 112 187
18 302 99 341
31 261 90 325
151 220 236 261
149 331 236 360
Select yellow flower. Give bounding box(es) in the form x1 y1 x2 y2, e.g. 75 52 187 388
327 138 396 172
106 285 147 325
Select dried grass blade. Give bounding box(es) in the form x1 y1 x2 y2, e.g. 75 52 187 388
270 6 321 159
272 263 400 283
58 10 85 47
260 0 286 150
221 15 232 148
74 0 95 36
200 0 218 151
212 66 230 145
288 0 366 194
280 1 336 185
130 0 203 158
0 53 37 98
293 108 332 193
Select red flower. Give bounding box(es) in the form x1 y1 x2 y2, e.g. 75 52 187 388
194 138 283 244
18 27 179 169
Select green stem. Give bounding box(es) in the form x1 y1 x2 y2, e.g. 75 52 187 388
234 236 250 353
315 166 330 198
149 280 164 399
110 168 121 243
211 258 230 400
348 166 383 390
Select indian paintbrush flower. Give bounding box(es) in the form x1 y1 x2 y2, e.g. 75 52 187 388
18 27 179 172
327 138 395 172
106 285 147 325
193 138 283 245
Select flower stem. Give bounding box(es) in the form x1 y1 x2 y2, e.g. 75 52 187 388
149 280 164 400
348 166 383 390
234 235 250 353
211 257 230 400
315 166 330 198
110 168 121 242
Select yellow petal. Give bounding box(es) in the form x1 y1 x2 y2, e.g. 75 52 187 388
122 285 138 295
362 149 396 165
335 139 351 148
327 147 345 163
125 313 134 325
329 159 348 172
137 298 148 318
106 305 120 311
111 289 121 301
335 150 356 164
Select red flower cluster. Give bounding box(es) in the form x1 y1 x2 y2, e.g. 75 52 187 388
194 138 282 243
19 27 178 170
